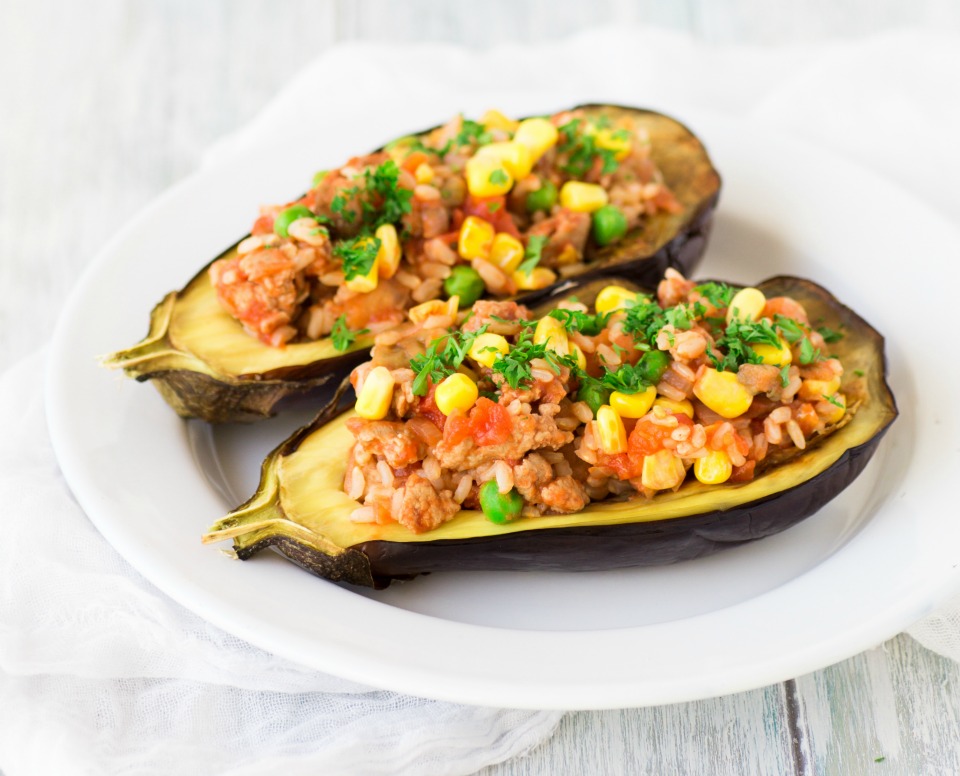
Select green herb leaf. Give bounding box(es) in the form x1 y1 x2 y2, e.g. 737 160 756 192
798 336 820 364
548 308 612 336
517 234 547 276
488 169 509 185
693 281 734 309
816 325 844 343
822 393 844 408
331 314 369 351
409 325 490 396
335 236 381 281
779 364 791 388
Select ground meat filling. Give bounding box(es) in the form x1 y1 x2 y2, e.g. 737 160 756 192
341 271 853 534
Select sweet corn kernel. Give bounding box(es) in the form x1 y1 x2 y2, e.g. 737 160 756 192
434 373 479 416
414 162 434 185
489 232 525 274
653 397 695 419
458 216 496 261
726 287 767 324
593 127 632 160
409 298 456 324
345 255 379 293
693 368 754 419
481 108 520 133
533 316 570 356
641 449 686 491
513 117 559 160
355 366 395 419
594 285 639 314
560 181 609 213
694 449 733 485
374 223 402 279
818 392 847 425
465 154 513 198
798 376 842 402
468 332 510 368
571 343 587 370
476 141 534 179
512 266 557 291
751 338 792 366
609 386 657 418
596 405 627 454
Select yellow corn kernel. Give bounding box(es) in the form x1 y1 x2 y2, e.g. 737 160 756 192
571 343 587 370
533 316 570 356
555 244 581 265
409 298 456 324
481 108 520 133
355 366 395 419
726 287 767 324
476 141 534 180
512 266 557 291
513 117 559 161
465 154 513 198
594 285 639 314
641 449 686 491
818 392 847 425
458 215 496 261
434 373 479 416
751 338 792 366
609 386 657 418
374 223 402 279
798 376 842 402
693 368 754 419
593 127 632 160
414 162 434 185
489 232 525 274
596 405 627 454
468 332 510 368
694 449 733 485
653 397 695 419
345 256 379 293
560 181 609 213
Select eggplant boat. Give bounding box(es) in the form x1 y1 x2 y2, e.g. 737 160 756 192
202 273 897 588
103 104 721 422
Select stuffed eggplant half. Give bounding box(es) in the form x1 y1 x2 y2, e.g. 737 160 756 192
202 273 897 588
104 104 721 422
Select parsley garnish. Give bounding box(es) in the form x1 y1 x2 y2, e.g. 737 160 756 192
361 160 413 228
773 314 805 343
823 393 844 408
597 362 650 394
331 315 369 351
489 169 509 185
547 308 611 336
854 369 865 377
409 325 489 396
335 236 381 281
621 296 666 344
693 281 734 309
487 202 502 212
817 325 844 343
330 192 356 223
557 118 619 177
490 326 578 389
708 318 781 373
779 365 791 387
517 234 547 276
455 119 492 149
798 337 820 364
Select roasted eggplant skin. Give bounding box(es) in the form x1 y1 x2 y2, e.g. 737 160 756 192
202 276 898 589
103 104 721 423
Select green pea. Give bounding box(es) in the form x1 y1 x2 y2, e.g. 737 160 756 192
526 180 558 213
637 350 670 384
576 382 611 417
479 480 524 524
444 265 485 308
274 205 315 238
311 170 329 187
591 204 628 246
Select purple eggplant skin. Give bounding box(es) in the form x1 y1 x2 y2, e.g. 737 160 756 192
204 276 897 589
102 104 721 423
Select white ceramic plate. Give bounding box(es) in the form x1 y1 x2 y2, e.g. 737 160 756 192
47 108 960 710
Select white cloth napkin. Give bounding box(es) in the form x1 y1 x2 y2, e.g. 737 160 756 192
3 26 960 776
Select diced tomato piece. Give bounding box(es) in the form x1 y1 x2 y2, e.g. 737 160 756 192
730 460 756 482
251 214 274 235
417 385 446 431
463 195 520 237
795 402 820 435
597 451 643 480
628 414 693 457
445 397 513 446
401 150 431 174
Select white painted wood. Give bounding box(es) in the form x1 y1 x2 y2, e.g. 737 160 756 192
4 2 960 774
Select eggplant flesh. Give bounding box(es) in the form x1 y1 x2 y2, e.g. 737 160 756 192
103 104 721 423
202 276 898 589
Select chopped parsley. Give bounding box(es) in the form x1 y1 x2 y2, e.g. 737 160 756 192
779 364 791 387
823 393 844 408
490 326 579 390
330 193 356 223
557 118 619 177
330 315 369 351
693 281 734 309
854 369 865 377
708 318 781 373
454 119 492 149
547 308 611 336
816 325 844 343
409 325 489 396
335 236 381 281
798 336 820 365
489 169 509 185
517 234 547 275
361 160 413 228
773 314 805 343
621 296 666 344
597 362 650 394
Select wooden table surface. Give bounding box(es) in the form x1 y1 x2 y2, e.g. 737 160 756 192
4 2 960 774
